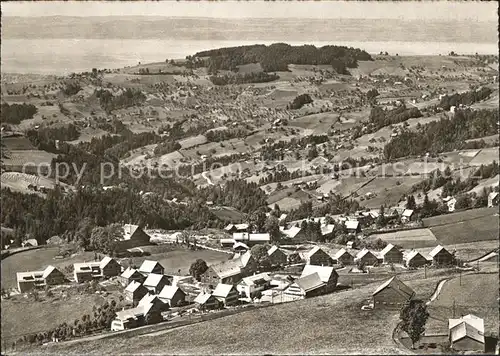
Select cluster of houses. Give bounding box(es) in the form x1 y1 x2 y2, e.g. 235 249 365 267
16 265 65 293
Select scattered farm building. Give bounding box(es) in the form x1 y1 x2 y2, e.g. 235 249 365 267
124 280 148 304
448 314 485 352
158 285 186 307
237 272 272 298
429 245 454 265
284 265 338 299
372 276 415 309
118 224 152 251
193 292 220 311
119 267 147 287
333 248 354 265
74 256 122 283
345 220 361 234
379 243 403 264
224 223 249 233
138 260 165 276
212 283 239 306
279 226 307 241
304 246 333 266
112 295 163 331
355 249 379 266
143 273 170 294
401 209 415 223
404 250 429 268
267 245 287 266
16 265 65 293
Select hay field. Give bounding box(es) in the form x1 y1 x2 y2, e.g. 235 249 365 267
468 147 499 166
371 228 438 249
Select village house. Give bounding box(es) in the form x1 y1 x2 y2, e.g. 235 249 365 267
404 250 429 268
138 260 165 276
267 245 287 267
401 209 414 223
158 285 186 307
488 192 499 208
117 224 152 251
333 248 354 265
16 265 65 293
212 283 240 306
304 246 333 266
21 239 38 248
224 223 249 233
138 294 168 312
111 295 163 331
284 264 338 299
345 219 361 234
119 267 146 287
279 226 307 241
73 261 101 283
100 256 122 277
448 314 485 352
237 272 272 298
372 276 415 309
355 249 379 266
124 280 148 305
233 232 271 246
143 273 170 294
379 243 403 264
201 260 243 286
429 245 454 266
193 292 220 311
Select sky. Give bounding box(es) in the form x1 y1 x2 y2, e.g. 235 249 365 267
2 1 497 21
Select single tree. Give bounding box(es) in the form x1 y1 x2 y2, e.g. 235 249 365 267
189 259 208 281
400 299 429 349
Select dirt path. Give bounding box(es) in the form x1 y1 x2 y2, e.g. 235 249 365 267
201 171 215 186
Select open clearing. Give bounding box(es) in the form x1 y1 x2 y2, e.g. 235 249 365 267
355 176 424 209
3 150 57 170
468 147 500 166
371 228 438 249
426 273 499 336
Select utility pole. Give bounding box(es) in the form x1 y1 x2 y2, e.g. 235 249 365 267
452 300 456 318
424 264 427 279
459 270 462 286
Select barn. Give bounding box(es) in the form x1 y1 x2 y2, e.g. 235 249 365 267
379 243 403 264
449 314 485 352
429 245 454 266
372 276 415 309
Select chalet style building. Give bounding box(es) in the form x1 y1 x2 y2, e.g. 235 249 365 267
119 267 147 287
304 246 333 266
372 276 415 309
284 265 338 299
333 248 354 265
118 224 152 251
355 249 379 266
17 265 65 293
212 283 239 306
138 260 165 276
143 273 170 294
124 280 148 304
158 285 186 308
429 245 454 265
449 314 485 352
404 250 429 268
267 245 287 267
379 244 403 264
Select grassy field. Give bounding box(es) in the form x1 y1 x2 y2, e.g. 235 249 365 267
468 147 499 166
355 176 424 209
422 207 497 227
371 228 438 249
417 240 499 262
426 273 499 336
1 290 124 341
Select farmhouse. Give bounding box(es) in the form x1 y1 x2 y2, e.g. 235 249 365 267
237 272 272 298
267 245 287 266
138 294 168 312
355 249 379 266
429 245 454 265
143 273 170 294
488 192 499 208
100 256 122 277
304 246 333 266
404 250 429 268
284 273 326 299
16 265 65 293
212 283 239 306
201 260 243 286
372 276 415 309
449 314 485 352
300 264 338 293
345 220 361 234
194 292 220 311
279 226 306 240
111 295 163 331
379 243 403 264
73 261 101 283
333 248 354 265
124 280 148 304
119 267 146 287
224 223 249 233
158 285 186 307
138 260 165 275
401 209 414 223
118 224 152 251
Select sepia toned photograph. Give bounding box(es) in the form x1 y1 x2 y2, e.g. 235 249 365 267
0 1 498 354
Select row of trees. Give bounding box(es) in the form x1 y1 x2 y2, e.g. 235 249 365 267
383 109 498 160
209 72 279 85
439 87 492 110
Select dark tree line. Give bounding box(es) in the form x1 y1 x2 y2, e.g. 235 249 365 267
94 88 146 113
439 87 492 110
383 109 498 160
205 128 250 142
368 104 422 131
288 94 313 110
209 72 279 85
1 103 38 124
195 43 372 73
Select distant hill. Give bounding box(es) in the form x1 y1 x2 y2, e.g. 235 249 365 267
2 16 497 43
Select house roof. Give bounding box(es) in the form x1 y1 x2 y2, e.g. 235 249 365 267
138 294 162 307
268 245 284 257
249 233 270 242
100 256 118 269
379 243 400 257
241 272 272 286
294 272 325 292
116 306 146 321
158 285 185 300
279 226 302 239
402 209 414 217
74 261 100 273
212 283 236 298
306 246 329 260
220 238 235 244
138 260 163 274
121 267 140 279
143 273 167 287
225 223 249 231
233 242 249 250
301 264 336 283
356 249 377 260
405 250 426 261
23 239 38 246
372 276 415 298
488 192 498 200
429 245 450 258
210 260 242 279
122 224 140 240
42 265 59 279
449 314 484 332
321 224 335 236
334 248 353 260
194 292 214 305
449 318 485 344
345 220 359 230
125 280 144 293
239 251 254 268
